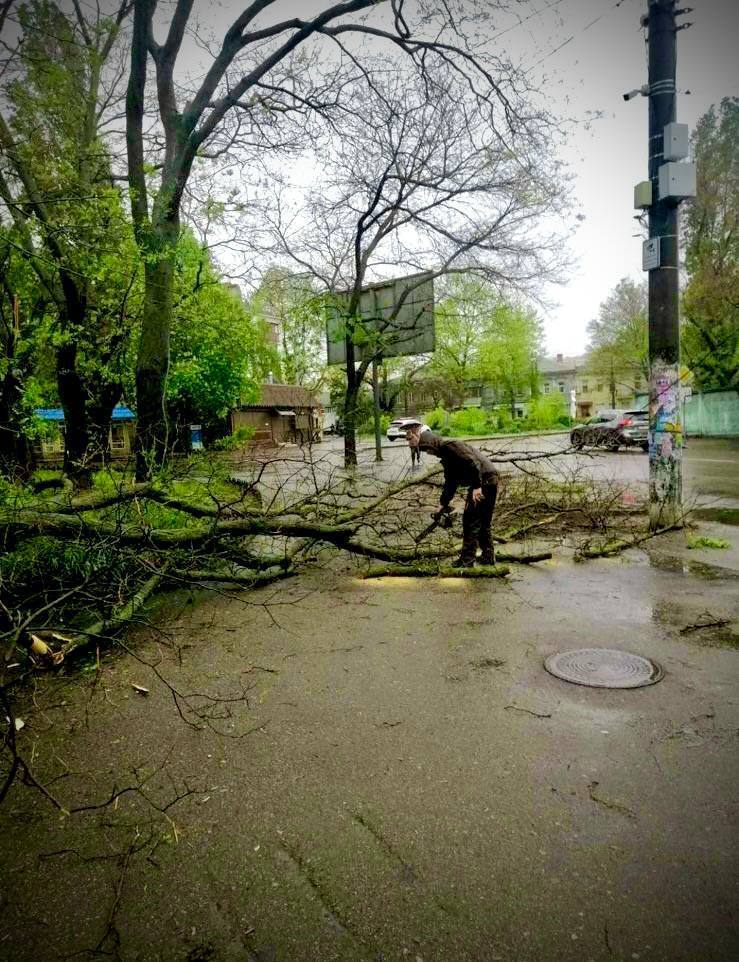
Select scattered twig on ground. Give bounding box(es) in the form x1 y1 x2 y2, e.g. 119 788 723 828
504 704 552 718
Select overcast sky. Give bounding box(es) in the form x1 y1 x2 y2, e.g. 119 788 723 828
516 0 738 355
221 0 736 356
27 0 734 357
130 1 738 357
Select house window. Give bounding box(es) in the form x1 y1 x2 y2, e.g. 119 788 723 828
111 425 126 450
558 382 565 393
581 382 588 392
544 382 551 395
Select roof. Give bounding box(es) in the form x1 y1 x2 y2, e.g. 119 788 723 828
36 405 135 422
538 354 587 375
239 383 319 410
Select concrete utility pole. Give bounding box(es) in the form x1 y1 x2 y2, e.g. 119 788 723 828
372 357 383 462
640 0 694 528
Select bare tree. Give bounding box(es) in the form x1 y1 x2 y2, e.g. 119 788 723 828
124 0 557 477
252 63 568 464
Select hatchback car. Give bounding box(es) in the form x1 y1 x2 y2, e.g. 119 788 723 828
570 409 648 452
386 417 423 441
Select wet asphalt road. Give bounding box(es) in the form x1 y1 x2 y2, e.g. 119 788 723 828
268 433 739 510
2 435 737 962
2 536 737 962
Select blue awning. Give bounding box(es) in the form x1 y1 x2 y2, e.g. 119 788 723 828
35 405 135 422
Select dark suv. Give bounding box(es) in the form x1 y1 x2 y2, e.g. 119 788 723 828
570 409 649 452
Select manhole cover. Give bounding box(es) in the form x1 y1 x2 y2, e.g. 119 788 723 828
544 648 663 689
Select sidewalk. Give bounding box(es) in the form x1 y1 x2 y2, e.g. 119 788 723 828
1 523 737 962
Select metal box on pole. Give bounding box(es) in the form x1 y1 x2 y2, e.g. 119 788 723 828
663 122 689 161
658 161 696 201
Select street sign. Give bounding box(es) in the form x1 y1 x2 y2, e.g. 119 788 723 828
326 271 434 365
642 237 661 271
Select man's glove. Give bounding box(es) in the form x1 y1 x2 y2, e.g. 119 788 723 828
431 506 455 528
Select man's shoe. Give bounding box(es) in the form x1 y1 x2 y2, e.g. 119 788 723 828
451 555 475 569
479 551 496 566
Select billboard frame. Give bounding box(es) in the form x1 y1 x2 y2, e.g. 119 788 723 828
326 270 435 365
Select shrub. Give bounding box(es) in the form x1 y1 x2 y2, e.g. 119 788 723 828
213 425 256 451
448 407 491 436
524 394 568 431
423 406 448 431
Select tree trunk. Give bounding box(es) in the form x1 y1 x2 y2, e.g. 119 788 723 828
135 218 177 480
343 332 358 468
87 382 123 466
57 342 93 488
0 368 34 480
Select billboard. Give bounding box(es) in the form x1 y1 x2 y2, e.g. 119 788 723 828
326 271 434 365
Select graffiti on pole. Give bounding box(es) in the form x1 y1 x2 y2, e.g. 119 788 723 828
649 360 683 512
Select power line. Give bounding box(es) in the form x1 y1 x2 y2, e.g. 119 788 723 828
490 0 568 43
531 0 628 68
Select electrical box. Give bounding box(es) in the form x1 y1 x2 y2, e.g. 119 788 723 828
634 181 652 209
658 162 696 201
663 122 689 161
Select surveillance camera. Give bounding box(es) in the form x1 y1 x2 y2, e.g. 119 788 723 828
623 84 649 102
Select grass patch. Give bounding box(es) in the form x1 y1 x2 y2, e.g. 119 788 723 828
687 535 731 550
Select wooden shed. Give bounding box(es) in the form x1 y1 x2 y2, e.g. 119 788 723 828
230 384 322 445
33 405 136 463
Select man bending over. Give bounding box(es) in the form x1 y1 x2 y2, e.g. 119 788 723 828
407 425 499 568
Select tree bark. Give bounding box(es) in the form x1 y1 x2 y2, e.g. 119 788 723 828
134 217 178 480
0 368 34 480
343 332 358 468
87 381 123 465
56 342 93 487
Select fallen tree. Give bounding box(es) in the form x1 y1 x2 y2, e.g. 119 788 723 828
0 443 671 672
0 441 689 813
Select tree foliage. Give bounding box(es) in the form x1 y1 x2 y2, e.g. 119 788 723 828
586 278 648 406
249 268 325 387
166 234 277 437
682 97 738 391
0 0 137 480
427 276 542 412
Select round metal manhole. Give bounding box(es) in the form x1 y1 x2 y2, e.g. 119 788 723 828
544 648 664 689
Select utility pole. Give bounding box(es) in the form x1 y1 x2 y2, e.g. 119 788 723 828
636 0 694 528
372 357 383 462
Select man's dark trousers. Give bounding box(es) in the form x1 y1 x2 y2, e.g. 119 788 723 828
460 480 498 562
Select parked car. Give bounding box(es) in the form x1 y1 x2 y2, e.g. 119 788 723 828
386 417 423 441
570 409 649 452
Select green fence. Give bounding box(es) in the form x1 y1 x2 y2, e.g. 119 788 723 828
684 391 739 437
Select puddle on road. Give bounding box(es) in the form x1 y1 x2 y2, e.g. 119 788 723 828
651 600 739 649
646 554 739 581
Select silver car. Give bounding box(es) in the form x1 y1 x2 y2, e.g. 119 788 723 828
386 417 423 441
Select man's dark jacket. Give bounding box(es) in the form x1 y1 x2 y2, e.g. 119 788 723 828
417 431 499 508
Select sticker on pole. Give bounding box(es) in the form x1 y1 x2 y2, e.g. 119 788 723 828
642 237 661 271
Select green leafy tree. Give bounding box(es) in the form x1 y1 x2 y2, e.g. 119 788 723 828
0 0 138 483
477 302 543 417
427 276 490 408
586 278 648 407
0 237 50 477
249 269 325 387
426 276 542 414
682 97 739 391
166 235 277 441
